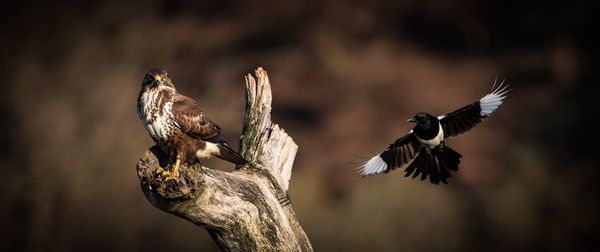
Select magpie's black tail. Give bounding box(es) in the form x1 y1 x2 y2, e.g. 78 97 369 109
404 144 462 185
216 141 248 165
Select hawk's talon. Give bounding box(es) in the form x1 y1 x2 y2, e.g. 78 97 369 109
154 167 180 181
161 169 180 181
154 159 181 181
155 166 166 174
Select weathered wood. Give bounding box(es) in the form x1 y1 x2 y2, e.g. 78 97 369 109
240 67 298 191
136 67 312 252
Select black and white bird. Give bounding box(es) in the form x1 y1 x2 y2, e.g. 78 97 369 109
358 81 510 184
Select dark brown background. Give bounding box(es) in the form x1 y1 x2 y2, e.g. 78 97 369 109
1 0 599 251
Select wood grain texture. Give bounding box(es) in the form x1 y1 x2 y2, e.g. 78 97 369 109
136 68 312 252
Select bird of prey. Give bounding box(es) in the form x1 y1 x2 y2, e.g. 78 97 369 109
358 81 510 184
137 68 248 180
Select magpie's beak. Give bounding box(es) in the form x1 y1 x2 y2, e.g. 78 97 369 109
407 118 416 123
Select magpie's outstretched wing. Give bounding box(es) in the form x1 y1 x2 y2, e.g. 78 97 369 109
358 133 420 176
438 81 510 138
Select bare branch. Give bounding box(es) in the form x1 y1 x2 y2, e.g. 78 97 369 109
240 67 298 190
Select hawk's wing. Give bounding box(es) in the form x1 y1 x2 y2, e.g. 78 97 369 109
359 132 420 176
171 94 221 142
438 81 509 138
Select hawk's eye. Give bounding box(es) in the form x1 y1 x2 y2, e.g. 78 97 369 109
144 75 155 85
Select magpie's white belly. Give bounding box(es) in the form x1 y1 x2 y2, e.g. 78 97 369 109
415 123 444 148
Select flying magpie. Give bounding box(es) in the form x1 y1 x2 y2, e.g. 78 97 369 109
358 81 510 184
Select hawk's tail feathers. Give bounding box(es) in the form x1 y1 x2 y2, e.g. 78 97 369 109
217 142 248 165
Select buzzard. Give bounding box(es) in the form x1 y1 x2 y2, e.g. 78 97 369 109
137 68 247 180
359 81 510 184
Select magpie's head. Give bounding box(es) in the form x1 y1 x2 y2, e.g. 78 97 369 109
407 112 434 127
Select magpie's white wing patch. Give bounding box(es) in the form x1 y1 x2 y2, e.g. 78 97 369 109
480 80 510 116
438 79 510 138
358 133 418 176
359 155 388 176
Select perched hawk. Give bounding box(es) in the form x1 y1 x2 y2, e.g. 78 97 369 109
137 68 247 180
359 82 510 184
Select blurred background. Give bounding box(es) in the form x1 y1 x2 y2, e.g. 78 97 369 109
1 0 599 251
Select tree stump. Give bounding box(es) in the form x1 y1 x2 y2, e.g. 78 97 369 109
136 67 313 252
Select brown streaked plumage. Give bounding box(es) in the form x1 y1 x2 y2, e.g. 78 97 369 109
137 68 247 180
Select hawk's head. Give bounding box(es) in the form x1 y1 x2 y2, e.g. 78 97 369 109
142 68 175 89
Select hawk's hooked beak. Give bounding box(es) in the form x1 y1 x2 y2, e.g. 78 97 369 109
407 117 417 123
153 75 162 82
